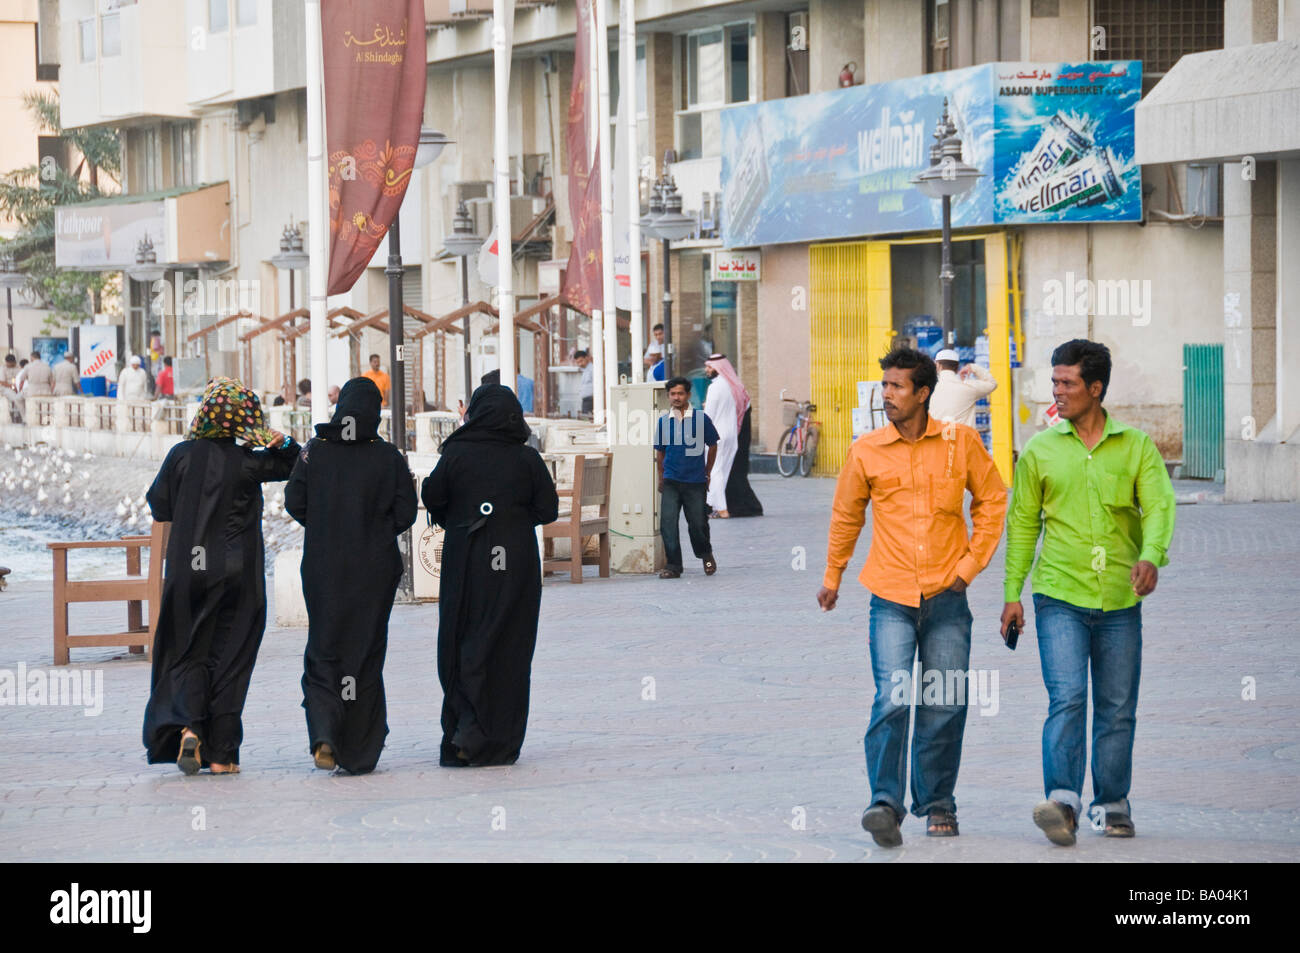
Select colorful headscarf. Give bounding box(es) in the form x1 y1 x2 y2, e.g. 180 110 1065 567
185 377 277 446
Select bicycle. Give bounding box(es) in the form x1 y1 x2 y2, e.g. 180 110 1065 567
776 391 820 477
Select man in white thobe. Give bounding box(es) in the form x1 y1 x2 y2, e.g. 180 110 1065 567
703 354 749 517
929 348 997 429
117 354 152 401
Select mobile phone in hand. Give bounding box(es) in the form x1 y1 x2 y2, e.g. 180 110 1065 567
1006 620 1019 650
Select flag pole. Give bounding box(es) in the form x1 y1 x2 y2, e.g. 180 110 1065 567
494 0 515 394
595 0 616 419
620 0 642 384
305 0 329 425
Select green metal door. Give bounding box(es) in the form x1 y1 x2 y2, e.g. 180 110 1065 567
1182 344 1223 479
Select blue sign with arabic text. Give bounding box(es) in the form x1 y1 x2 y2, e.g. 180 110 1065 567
720 61 1141 247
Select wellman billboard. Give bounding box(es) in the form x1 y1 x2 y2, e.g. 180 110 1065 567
720 61 1141 247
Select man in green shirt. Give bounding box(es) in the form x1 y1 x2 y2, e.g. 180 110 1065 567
1001 339 1175 847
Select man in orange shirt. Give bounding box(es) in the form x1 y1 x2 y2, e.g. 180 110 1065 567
817 346 1006 847
362 353 391 408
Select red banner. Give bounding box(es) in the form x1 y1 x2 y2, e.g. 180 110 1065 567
561 0 602 316
322 0 426 296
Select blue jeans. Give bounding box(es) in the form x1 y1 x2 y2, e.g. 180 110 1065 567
865 589 972 819
1033 593 1142 824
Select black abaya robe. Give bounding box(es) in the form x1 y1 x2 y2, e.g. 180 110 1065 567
284 378 417 773
420 385 558 766
143 436 299 766
724 406 764 517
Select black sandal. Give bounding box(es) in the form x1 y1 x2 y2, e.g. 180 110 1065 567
861 803 903 848
927 808 959 837
177 729 201 776
658 568 681 579
1104 811 1135 838
1032 799 1078 846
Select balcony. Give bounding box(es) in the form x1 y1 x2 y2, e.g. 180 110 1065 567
186 0 306 107
59 0 196 129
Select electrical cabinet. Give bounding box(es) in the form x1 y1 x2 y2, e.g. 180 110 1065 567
607 381 668 573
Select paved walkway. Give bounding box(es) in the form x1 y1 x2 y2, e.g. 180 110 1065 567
2 475 1298 861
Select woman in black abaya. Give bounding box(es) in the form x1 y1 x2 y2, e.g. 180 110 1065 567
285 377 417 773
144 378 299 774
725 405 764 517
421 384 558 766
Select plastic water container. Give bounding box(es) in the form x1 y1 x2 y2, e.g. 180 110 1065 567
80 376 107 397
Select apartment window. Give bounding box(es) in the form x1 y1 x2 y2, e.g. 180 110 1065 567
101 13 121 57
34 25 59 81
38 137 68 185
236 0 257 27
677 22 755 161
1093 0 1223 94
78 18 95 63
785 11 809 97
928 0 950 72
171 122 197 188
132 127 162 193
209 0 229 33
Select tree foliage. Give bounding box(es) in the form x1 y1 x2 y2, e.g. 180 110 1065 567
0 90 122 332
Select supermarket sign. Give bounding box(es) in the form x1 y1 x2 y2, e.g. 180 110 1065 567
711 250 760 281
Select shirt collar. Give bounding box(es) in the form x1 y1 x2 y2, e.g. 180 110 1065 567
1056 410 1128 443
877 414 944 445
669 406 690 422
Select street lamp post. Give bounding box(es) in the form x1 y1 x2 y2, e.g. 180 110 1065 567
270 221 309 311
128 235 168 363
638 151 695 379
910 98 982 348
444 200 483 407
0 250 26 358
388 126 452 603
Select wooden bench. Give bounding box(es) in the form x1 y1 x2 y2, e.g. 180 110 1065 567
543 453 611 583
47 521 170 665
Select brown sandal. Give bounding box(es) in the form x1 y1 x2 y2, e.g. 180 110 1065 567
313 743 336 771
209 762 241 775
703 556 717 576
659 568 681 579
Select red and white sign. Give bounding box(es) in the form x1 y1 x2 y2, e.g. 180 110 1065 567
712 250 760 281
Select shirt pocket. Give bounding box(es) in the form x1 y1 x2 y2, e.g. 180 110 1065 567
869 472 905 502
930 475 966 516
1098 469 1137 511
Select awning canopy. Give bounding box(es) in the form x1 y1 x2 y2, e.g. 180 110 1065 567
1135 40 1300 165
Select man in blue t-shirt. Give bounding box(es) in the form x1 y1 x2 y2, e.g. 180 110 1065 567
654 376 719 578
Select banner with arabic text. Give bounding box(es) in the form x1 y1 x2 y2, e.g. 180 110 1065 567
323 1 426 295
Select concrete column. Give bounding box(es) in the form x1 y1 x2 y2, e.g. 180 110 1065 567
863 0 925 82
1224 0 1279 46
1277 158 1300 441
756 12 787 101
809 0 866 93
1223 162 1277 441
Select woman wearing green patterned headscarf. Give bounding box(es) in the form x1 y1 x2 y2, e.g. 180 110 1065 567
144 377 300 775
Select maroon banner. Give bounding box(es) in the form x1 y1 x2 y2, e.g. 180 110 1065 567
561 0 602 317
322 0 426 296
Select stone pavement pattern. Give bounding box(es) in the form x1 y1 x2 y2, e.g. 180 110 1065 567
2 475 1298 862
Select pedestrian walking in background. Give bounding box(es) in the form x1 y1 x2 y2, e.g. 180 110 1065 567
703 353 762 518
52 352 80 396
574 349 594 416
818 346 1006 847
643 323 665 371
930 348 997 428
143 378 300 775
116 355 150 401
1001 339 1175 847
362 353 391 408
421 384 558 766
155 356 175 398
285 377 417 774
17 350 53 396
654 376 719 578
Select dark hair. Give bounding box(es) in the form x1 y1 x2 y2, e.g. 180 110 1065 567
652 323 664 332
272 395 286 406
4 354 15 363
574 349 589 359
163 356 172 367
665 376 691 394
1051 338 1111 402
879 345 938 407
297 378 311 393
369 353 380 361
